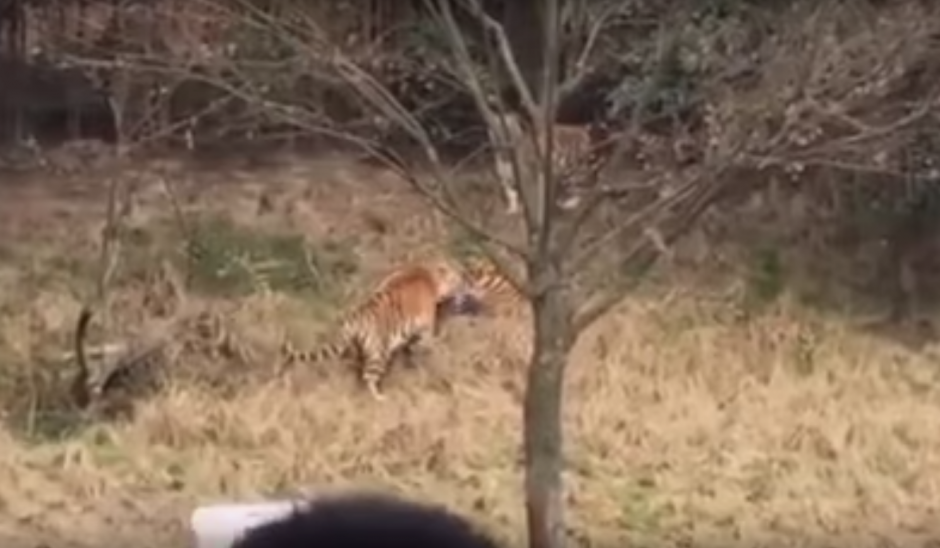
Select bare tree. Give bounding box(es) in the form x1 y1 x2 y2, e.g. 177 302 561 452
44 2 940 546
50 1 729 547
313 3 726 548
150 2 720 548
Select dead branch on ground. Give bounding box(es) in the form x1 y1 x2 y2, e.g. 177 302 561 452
70 169 129 410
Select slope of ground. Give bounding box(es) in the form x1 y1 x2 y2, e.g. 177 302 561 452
0 154 939 548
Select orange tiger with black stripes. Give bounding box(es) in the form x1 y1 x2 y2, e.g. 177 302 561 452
460 256 526 316
280 257 477 400
489 110 618 215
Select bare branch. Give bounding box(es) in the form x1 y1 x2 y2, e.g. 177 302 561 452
742 155 905 177
572 174 723 334
454 0 540 120
429 0 542 230
557 0 621 100
256 1 532 258
569 171 708 272
323 66 527 257
793 93 939 156
425 0 491 109
330 56 433 151
62 51 525 259
70 306 96 409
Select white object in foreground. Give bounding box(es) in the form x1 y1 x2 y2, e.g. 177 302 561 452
191 500 307 548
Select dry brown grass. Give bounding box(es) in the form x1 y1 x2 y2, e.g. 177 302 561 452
1 153 940 548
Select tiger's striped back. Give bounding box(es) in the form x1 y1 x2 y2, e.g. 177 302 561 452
555 120 614 203
282 258 469 400
547 120 618 210
461 257 526 315
493 111 618 212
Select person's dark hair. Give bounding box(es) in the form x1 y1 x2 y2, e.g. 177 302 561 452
231 491 503 548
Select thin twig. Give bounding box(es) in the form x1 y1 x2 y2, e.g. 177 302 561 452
455 0 539 120
557 0 621 100
573 175 723 333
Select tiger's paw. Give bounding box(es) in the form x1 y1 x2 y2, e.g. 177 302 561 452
366 382 387 402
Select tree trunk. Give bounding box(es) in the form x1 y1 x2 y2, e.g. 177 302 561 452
524 267 576 548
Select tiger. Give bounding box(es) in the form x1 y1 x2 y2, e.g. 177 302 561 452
460 256 526 316
489 110 618 215
280 258 475 400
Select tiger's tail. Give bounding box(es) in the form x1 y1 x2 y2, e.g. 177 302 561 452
278 336 348 375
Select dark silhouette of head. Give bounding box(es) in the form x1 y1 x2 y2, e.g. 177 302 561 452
231 492 503 548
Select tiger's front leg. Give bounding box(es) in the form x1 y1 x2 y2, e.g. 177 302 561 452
397 339 421 369
397 325 437 369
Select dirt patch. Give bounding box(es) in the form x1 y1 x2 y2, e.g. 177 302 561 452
1 155 939 548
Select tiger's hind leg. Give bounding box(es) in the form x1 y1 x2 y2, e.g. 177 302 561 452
361 355 390 401
362 334 433 398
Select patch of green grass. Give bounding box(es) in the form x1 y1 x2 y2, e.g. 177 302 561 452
183 215 359 299
445 226 490 262
616 476 673 545
738 243 786 318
